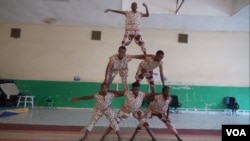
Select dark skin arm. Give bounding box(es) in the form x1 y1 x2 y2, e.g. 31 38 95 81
71 90 124 103
159 63 165 86
166 106 170 119
104 59 114 84
104 9 126 15
105 3 149 17
142 3 149 17
166 96 172 120
131 54 154 60
108 90 125 97
71 95 94 103
144 93 161 102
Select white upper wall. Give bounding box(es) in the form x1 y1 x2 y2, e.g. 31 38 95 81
0 0 249 32
0 24 249 87
123 0 233 16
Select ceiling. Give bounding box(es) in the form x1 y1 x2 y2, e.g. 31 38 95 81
0 0 249 32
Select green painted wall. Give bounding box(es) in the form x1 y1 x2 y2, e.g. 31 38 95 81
13 80 250 111
169 85 250 111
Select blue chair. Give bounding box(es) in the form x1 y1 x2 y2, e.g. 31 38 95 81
170 95 182 113
225 97 239 116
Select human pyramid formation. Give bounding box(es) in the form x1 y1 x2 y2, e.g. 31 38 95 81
71 2 182 141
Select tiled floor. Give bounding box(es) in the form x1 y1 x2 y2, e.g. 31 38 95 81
0 107 249 130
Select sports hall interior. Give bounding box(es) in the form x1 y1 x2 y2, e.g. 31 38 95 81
0 0 249 141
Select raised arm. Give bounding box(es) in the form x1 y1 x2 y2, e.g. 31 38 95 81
71 95 94 103
142 3 149 17
105 9 126 15
159 63 165 86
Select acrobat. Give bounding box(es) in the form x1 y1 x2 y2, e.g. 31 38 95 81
105 2 149 54
100 82 157 141
71 83 124 141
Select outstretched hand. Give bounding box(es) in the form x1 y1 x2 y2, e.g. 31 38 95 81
142 3 147 7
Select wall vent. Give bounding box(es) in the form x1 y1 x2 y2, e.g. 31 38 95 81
91 31 101 40
10 28 21 38
178 33 188 43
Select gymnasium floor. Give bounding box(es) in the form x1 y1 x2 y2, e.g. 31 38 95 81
0 107 249 141
1 107 249 129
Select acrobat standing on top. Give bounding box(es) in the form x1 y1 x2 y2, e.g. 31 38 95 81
105 2 149 54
